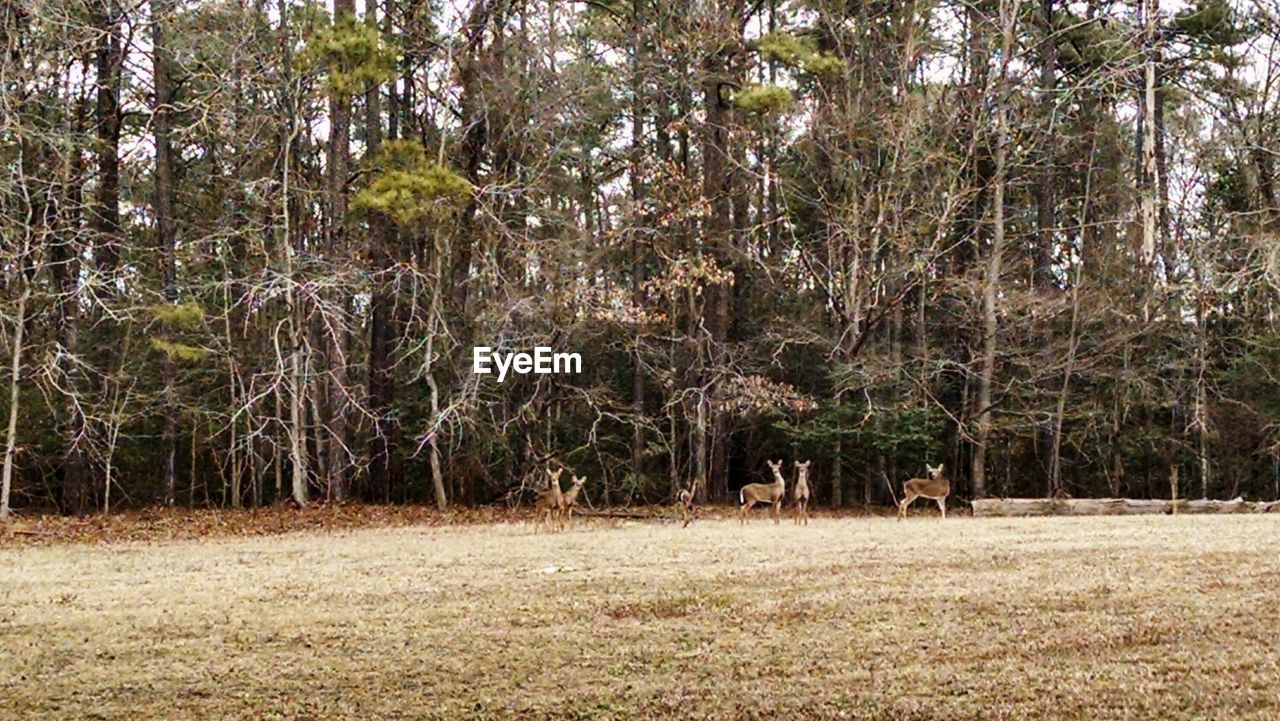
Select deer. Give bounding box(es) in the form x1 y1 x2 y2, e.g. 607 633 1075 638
898 463 950 520
534 466 565 532
739 460 786 524
677 481 697 527
558 474 587 528
793 460 811 525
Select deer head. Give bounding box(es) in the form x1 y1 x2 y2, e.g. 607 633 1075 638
926 463 944 479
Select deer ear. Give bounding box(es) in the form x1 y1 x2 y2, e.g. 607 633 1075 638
926 463 937 474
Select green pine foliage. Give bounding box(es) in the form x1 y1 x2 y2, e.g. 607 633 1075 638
756 32 845 77
733 84 793 114
150 338 213 362
149 301 206 328
303 13 399 96
352 140 472 226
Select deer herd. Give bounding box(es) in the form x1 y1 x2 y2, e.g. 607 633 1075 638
533 459 951 532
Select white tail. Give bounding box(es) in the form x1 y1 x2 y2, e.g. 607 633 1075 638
793 460 811 525
898 463 950 520
739 460 786 525
678 482 697 527
534 466 565 532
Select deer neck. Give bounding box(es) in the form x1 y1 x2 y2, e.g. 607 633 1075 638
768 469 786 493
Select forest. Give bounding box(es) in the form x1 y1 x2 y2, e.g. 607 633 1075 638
3 0 1280 519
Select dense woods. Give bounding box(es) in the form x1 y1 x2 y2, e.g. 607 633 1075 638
3 0 1280 518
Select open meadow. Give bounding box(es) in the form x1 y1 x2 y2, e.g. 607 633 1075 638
2 513 1279 720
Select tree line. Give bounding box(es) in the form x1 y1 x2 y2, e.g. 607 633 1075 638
3 0 1280 519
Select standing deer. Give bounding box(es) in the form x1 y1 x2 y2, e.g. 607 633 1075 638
793 460 811 525
898 463 950 520
677 482 697 527
740 460 786 524
558 475 587 528
534 467 565 532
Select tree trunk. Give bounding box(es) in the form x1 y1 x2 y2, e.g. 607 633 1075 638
324 0 356 502
831 425 843 508
701 41 733 502
280 0 308 507
1 286 28 521
629 0 647 492
972 0 1018 500
1139 0 1159 318
1048 132 1098 496
93 0 123 281
153 0 179 506
1034 0 1056 288
421 200 448 510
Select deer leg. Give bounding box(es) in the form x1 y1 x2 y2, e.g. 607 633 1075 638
898 493 915 521
937 497 946 519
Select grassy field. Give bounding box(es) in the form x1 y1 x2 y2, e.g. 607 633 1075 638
2 513 1279 720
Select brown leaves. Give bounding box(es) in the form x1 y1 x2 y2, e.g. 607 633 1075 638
0 504 520 548
718 374 817 416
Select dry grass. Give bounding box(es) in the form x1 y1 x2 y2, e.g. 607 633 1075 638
2 514 1278 720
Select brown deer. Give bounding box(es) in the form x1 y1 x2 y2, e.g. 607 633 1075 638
739 460 786 524
558 475 587 527
898 463 950 520
677 481 697 527
534 467 565 532
793 460 811 525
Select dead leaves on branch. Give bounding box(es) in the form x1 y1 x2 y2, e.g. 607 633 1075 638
718 374 816 416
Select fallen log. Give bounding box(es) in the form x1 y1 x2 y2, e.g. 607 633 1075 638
1182 497 1250 514
575 508 666 520
971 497 1280 517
